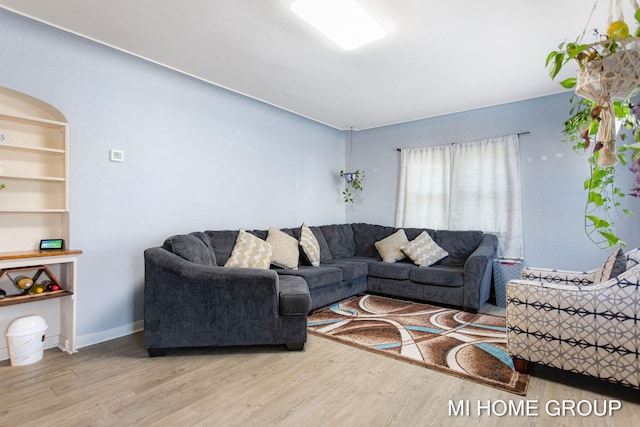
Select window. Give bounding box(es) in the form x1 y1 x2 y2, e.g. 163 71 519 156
396 134 523 258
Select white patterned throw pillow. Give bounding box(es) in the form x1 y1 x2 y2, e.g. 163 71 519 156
400 231 449 267
299 223 320 267
375 229 409 263
266 226 299 270
224 229 273 269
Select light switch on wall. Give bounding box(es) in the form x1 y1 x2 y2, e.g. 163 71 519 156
109 149 124 162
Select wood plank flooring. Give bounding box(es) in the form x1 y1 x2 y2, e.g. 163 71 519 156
1 331 638 426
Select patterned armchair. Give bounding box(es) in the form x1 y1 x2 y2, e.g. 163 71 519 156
506 248 640 389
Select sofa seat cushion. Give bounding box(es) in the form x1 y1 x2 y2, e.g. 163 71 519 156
365 260 413 280
278 275 311 315
277 266 343 290
410 265 464 288
321 259 368 281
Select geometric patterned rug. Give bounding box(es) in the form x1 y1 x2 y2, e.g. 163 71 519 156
308 294 530 395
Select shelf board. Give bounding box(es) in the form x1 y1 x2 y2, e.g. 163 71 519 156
0 209 67 213
0 290 72 307
0 143 65 154
0 249 82 261
0 112 67 128
0 174 65 182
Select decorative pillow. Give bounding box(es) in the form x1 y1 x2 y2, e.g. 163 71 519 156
266 226 299 270
375 229 409 263
299 223 320 267
224 229 273 269
400 231 449 267
594 248 626 283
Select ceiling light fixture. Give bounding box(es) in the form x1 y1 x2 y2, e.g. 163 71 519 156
291 0 386 51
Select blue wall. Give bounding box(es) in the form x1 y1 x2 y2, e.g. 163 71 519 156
347 94 640 270
0 9 346 345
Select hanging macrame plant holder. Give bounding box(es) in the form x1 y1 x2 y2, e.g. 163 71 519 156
574 0 640 166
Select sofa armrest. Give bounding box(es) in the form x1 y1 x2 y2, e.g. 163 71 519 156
507 266 640 388
520 267 595 285
506 269 638 354
145 246 279 293
462 233 498 311
144 247 281 347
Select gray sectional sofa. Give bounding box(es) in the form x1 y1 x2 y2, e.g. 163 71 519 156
143 223 497 356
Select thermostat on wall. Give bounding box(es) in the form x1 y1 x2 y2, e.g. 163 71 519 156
40 239 64 250
110 149 124 162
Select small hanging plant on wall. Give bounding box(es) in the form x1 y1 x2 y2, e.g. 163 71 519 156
546 0 640 248
339 169 364 203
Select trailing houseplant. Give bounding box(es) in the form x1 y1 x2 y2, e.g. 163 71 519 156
339 169 364 203
546 11 640 248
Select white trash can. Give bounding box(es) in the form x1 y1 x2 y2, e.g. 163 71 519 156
6 315 48 366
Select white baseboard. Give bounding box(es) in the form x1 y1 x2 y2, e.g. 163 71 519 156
1 322 144 362
76 320 144 350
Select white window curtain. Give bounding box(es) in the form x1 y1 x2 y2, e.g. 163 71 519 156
396 134 523 258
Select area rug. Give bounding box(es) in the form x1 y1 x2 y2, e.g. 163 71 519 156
307 294 529 395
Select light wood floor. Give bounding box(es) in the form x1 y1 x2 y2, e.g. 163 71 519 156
1 327 638 427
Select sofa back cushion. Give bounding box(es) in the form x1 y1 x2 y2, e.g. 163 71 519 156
311 226 333 263
320 224 355 258
434 230 483 266
206 230 240 266
163 232 216 266
403 227 436 241
352 223 396 259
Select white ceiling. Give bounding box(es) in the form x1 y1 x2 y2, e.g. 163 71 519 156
0 0 629 130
